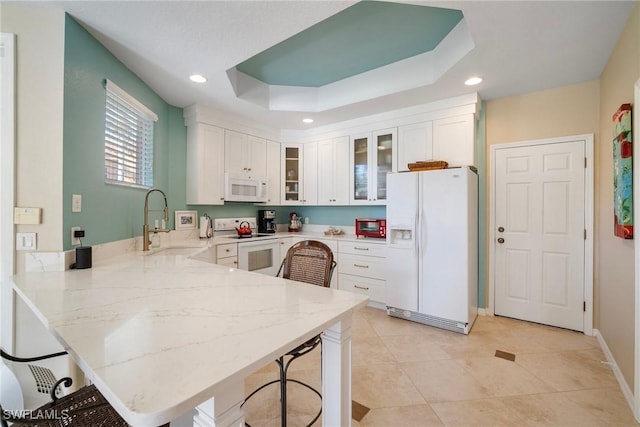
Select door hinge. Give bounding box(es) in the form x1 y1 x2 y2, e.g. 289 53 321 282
584 157 587 168
584 229 587 240
583 301 586 312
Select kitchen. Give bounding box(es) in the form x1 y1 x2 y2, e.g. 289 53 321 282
1 1 639 425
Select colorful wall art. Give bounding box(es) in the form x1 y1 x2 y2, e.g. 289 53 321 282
613 103 633 239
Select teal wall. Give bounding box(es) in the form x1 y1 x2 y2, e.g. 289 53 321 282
185 204 386 228
63 15 186 250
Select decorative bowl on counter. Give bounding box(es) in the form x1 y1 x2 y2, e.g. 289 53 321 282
324 226 344 236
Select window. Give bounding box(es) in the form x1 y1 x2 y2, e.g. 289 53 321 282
104 79 158 188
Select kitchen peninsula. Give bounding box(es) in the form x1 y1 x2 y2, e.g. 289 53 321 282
5 248 368 426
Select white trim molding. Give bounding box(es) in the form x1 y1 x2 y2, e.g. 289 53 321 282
1 33 16 353
595 328 635 417
633 76 640 422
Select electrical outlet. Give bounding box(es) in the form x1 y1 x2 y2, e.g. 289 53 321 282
71 226 82 246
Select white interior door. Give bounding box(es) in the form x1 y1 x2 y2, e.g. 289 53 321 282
494 140 586 331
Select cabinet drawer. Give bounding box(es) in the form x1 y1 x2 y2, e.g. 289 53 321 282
339 253 385 279
339 274 385 303
338 240 386 257
217 257 238 268
216 243 238 259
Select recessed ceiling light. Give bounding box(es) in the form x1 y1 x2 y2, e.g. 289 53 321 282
302 118 314 124
190 74 207 83
465 76 483 86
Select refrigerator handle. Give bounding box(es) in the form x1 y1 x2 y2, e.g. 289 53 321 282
415 210 421 254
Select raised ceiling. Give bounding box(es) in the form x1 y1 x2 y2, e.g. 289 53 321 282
19 1 637 131
235 2 463 87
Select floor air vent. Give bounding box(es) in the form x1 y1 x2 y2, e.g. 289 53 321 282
386 306 469 334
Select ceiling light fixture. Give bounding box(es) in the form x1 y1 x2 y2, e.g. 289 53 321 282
302 118 314 124
190 74 207 83
464 76 483 86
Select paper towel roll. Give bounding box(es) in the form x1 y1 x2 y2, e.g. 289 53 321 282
199 216 210 238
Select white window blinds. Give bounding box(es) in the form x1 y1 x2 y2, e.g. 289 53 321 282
104 80 158 188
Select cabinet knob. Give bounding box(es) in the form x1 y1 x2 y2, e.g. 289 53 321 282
497 237 505 244
498 226 505 232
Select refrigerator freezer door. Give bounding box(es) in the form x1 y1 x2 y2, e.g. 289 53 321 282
420 168 477 322
385 172 419 311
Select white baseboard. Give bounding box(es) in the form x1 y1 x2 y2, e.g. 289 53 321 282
478 307 490 316
593 328 636 419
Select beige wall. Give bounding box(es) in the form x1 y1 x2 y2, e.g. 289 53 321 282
485 1 640 392
598 1 640 391
1 3 65 262
484 80 600 311
1 4 67 355
486 81 600 146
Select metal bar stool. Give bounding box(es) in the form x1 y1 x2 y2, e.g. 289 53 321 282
0 349 169 426
242 240 337 427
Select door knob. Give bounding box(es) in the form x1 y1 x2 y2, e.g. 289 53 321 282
497 237 505 244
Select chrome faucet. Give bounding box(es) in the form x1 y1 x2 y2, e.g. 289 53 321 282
143 189 170 251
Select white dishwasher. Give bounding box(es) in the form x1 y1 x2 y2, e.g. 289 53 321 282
237 238 281 276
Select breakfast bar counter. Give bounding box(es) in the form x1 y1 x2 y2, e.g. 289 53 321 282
5 250 368 426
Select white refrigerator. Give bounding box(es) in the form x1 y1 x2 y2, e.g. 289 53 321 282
385 167 478 334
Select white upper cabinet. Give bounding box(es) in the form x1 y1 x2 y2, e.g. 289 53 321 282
303 142 318 205
264 140 281 205
186 123 225 205
224 129 267 177
318 136 350 205
349 128 397 205
432 113 475 166
281 142 317 205
397 121 434 172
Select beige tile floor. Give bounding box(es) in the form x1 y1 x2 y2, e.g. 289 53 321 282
242 306 638 427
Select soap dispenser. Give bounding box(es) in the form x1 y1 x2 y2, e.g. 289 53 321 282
150 231 160 249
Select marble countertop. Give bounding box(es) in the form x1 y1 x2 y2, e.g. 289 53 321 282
7 249 368 425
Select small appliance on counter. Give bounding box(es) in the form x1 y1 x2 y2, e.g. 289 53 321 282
355 218 386 238
288 212 302 232
235 221 253 238
257 209 277 233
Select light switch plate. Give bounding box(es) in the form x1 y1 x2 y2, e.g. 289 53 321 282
72 194 82 213
14 207 42 224
16 232 36 251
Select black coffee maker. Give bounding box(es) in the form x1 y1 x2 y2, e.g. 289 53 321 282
258 209 277 233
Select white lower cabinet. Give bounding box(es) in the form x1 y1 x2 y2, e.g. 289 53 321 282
216 243 238 268
278 237 293 267
338 240 386 304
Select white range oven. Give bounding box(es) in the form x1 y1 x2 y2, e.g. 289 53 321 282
214 217 281 276
237 238 281 276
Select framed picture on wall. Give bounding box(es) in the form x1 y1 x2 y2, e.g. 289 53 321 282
613 103 633 239
175 210 198 230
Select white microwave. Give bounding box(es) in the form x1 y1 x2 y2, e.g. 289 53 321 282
224 172 268 203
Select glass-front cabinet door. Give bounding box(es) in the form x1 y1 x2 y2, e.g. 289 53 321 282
374 129 396 201
282 144 301 204
350 129 397 205
352 136 370 203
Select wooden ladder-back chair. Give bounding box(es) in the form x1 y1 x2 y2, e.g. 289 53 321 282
243 240 337 427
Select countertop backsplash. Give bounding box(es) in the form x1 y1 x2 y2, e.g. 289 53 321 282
24 225 360 272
